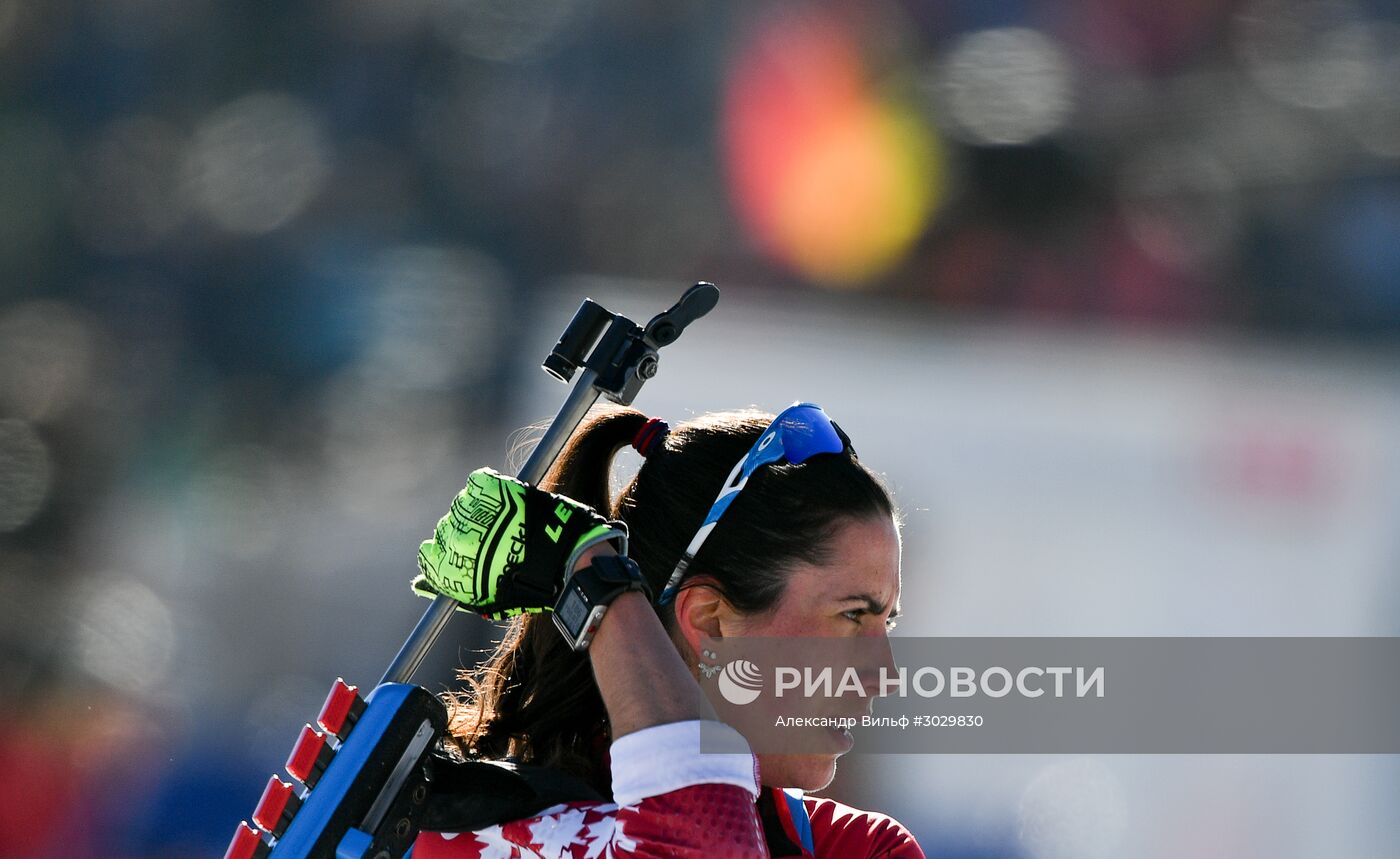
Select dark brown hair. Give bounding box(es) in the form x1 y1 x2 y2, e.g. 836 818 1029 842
444 406 895 789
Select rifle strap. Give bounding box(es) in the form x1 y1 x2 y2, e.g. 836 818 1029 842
421 756 604 832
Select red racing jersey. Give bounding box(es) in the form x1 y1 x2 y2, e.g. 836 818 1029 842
413 721 923 859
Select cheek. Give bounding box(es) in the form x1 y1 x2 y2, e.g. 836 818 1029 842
737 612 819 638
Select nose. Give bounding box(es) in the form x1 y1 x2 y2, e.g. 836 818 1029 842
855 631 897 699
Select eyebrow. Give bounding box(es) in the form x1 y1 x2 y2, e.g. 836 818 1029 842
839 594 900 619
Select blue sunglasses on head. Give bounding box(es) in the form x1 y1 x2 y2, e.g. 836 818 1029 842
657 402 854 605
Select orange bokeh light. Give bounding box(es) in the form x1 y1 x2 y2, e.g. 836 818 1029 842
722 10 943 286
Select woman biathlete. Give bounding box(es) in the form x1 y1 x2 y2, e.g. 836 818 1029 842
409 403 924 858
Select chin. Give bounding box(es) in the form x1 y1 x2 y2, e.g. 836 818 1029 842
758 753 839 792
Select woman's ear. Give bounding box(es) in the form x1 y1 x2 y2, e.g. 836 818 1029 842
671 577 728 660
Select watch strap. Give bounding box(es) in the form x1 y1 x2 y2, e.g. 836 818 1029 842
572 554 651 603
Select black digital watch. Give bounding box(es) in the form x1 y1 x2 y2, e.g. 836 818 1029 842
552 554 651 651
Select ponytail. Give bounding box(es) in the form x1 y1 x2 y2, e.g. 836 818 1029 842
444 406 647 788
539 408 649 511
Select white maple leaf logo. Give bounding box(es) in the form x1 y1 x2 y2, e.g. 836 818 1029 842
468 824 520 859
580 817 615 859
528 807 590 856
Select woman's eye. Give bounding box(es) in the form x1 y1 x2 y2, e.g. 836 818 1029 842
844 609 899 629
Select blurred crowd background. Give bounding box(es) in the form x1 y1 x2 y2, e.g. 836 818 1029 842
2 0 1400 856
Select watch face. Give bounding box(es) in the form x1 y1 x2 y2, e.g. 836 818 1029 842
557 583 589 635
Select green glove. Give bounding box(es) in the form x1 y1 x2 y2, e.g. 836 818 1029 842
412 467 625 619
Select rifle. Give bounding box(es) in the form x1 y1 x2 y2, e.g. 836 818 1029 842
224 284 720 859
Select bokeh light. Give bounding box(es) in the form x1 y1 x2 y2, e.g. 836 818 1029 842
723 9 943 286
0 419 51 532
183 92 331 235
0 301 95 421
70 576 175 695
1235 0 1379 111
1118 144 1241 268
936 27 1076 146
431 0 579 63
360 245 509 390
